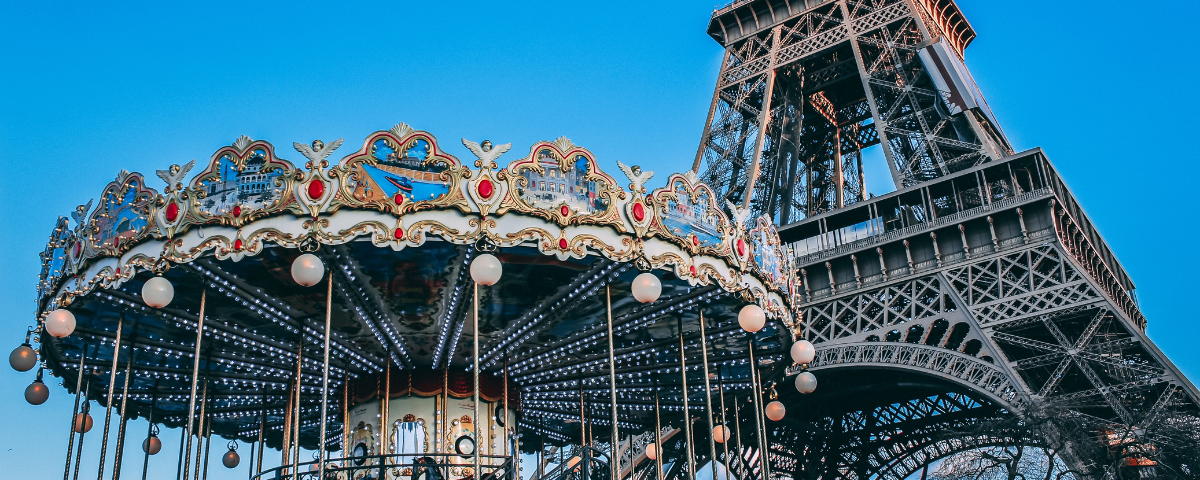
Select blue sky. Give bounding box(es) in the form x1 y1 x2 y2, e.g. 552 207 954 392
2 1 1199 478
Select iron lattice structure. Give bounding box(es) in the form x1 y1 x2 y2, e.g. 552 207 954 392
692 0 1200 477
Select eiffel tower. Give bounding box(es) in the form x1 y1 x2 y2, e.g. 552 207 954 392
693 0 1200 477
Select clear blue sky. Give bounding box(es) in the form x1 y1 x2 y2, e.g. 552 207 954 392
2 1 1198 478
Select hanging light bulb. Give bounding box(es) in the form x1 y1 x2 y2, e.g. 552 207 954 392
790 339 815 365
141 276 175 308
794 372 817 394
25 369 49 405
712 425 731 443
45 309 76 338
73 411 93 433
291 253 325 287
631 273 661 303
222 442 240 468
765 401 786 421
143 434 162 455
10 329 36 372
645 443 658 460
738 304 765 333
470 254 503 286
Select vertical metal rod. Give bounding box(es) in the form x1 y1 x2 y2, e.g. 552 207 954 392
193 380 208 480
174 420 186 480
141 390 157 480
677 319 695 480
200 416 211 480
746 340 768 480
182 291 207 480
731 396 744 479
652 381 663 480
343 372 350 466
503 356 509 459
318 275 333 480
281 381 293 469
537 415 544 480
716 369 730 480
97 315 125 480
64 341 89 480
697 311 718 480
382 356 390 467
75 377 94 480
112 346 135 480
604 286 619 480
247 443 255 480
473 282 481 479
290 338 302 478
255 394 265 478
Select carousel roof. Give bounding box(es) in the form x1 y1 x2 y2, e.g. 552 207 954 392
33 126 800 449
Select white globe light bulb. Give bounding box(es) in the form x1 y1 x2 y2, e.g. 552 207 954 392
223 449 240 468
631 273 661 303
790 339 815 365
795 371 817 394
291 253 325 287
471 254 503 286
738 304 766 333
142 276 175 308
765 401 786 421
45 309 76 338
74 412 93 433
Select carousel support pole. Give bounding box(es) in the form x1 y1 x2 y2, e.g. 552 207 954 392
64 340 89 480
318 275 334 480
175 422 186 480
715 369 730 480
746 340 768 480
503 356 509 460
472 281 481 480
382 355 391 470
537 415 544 480
677 317 695 480
281 381 293 470
342 372 350 467
141 388 157 480
112 345 135 480
96 314 125 480
291 337 303 478
200 415 211 480
730 396 743 479
604 286 619 480
652 378 663 480
697 311 718 480
255 394 265 479
182 291 207 480
75 371 95 480
193 379 209 480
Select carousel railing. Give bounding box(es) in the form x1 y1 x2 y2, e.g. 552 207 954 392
252 453 517 480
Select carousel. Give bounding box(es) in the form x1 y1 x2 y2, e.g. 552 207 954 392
15 125 815 480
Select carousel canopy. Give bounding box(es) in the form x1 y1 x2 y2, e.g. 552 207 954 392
34 126 800 449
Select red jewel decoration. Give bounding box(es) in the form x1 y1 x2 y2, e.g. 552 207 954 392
632 202 645 222
559 238 569 250
394 227 404 240
737 238 747 257
478 178 494 199
692 235 700 247
73 242 81 257
394 194 404 204
690 265 697 276
232 206 241 217
165 202 179 222
560 205 570 217
115 268 120 275
307 179 325 200
233 239 243 251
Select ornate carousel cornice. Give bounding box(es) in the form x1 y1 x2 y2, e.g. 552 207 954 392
37 126 801 332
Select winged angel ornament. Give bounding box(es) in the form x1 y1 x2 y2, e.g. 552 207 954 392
462 139 511 166
155 160 195 193
294 139 343 166
616 161 654 193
